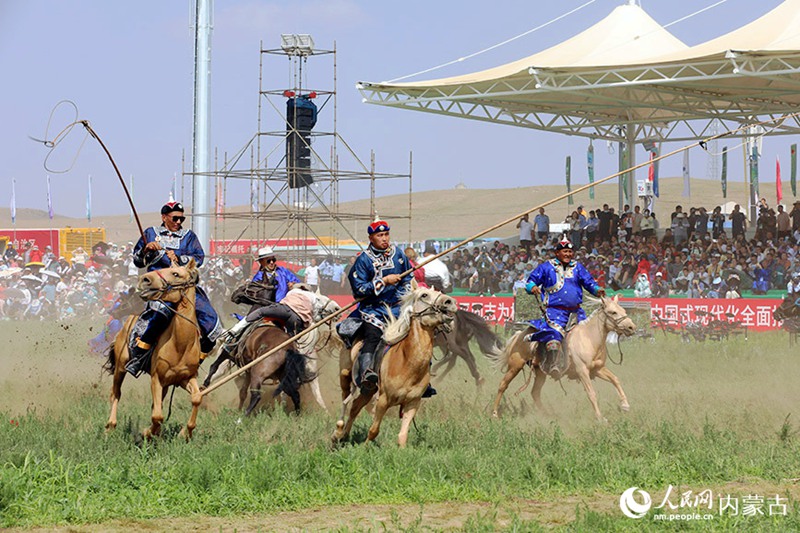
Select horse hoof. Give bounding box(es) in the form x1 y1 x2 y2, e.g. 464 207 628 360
105 422 117 432
491 411 499 419
335 420 344 430
620 403 630 413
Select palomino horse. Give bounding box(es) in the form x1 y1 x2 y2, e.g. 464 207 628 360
432 309 503 388
332 288 458 447
104 259 204 440
489 295 636 421
202 292 341 412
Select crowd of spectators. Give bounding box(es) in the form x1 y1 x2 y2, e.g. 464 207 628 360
441 200 800 299
3 198 800 321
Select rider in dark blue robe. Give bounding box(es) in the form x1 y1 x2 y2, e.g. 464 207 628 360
525 238 604 377
126 201 222 377
343 220 414 395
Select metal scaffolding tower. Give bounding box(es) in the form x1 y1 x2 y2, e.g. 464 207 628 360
185 37 412 263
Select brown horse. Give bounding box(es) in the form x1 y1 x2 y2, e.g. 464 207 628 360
104 259 204 440
432 309 502 388
332 288 457 447
489 295 636 421
232 323 317 416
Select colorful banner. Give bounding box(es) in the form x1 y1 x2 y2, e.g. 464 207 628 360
750 145 760 199
620 143 629 203
46 175 54 220
86 175 92 222
587 142 595 200
327 294 515 325
682 150 691 197
721 147 728 198
10 178 16 225
566 155 573 205
209 238 318 256
642 298 783 332
648 146 660 198
792 144 797 197
777 156 783 204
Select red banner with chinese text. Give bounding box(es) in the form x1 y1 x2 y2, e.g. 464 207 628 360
632 298 783 331
327 295 516 324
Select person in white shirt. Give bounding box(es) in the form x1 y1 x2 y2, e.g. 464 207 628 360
516 214 533 252
304 258 320 292
421 245 452 293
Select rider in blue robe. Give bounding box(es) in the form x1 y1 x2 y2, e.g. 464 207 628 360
126 201 223 377
525 238 604 377
342 220 415 395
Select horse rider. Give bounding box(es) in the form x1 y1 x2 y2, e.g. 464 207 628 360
251 246 299 304
341 219 420 395
125 201 224 377
524 238 605 379
220 246 300 344
221 283 318 345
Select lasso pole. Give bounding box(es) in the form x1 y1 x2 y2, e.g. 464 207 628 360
200 111 800 398
80 121 146 243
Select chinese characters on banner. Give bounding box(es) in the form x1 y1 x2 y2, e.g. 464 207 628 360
327 295 516 324
639 298 783 331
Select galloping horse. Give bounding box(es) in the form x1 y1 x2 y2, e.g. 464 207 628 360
202 292 341 412
332 287 457 447
773 297 800 344
234 324 317 416
432 309 502 388
104 259 204 440
489 295 636 421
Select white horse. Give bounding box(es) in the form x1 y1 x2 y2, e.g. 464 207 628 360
490 295 636 421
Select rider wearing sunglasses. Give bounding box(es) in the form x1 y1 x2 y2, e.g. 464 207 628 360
126 201 223 377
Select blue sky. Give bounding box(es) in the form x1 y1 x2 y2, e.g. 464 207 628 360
0 0 789 218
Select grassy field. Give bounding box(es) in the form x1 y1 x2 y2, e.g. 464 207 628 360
2 319 800 531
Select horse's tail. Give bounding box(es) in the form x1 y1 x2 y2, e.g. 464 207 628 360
274 350 318 411
456 309 503 357
488 330 523 371
103 344 116 375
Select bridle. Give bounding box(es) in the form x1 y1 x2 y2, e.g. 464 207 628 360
139 268 197 300
410 292 456 333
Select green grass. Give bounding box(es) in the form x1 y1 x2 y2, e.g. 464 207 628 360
2 321 800 529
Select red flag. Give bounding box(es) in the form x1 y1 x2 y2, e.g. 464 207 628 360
777 156 783 203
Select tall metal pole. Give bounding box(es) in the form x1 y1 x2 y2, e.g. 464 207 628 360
627 124 637 210
192 0 213 251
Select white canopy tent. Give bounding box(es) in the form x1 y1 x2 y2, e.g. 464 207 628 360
358 0 800 206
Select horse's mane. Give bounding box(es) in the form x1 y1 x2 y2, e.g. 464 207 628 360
383 290 417 345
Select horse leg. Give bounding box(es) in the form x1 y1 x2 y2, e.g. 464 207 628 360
144 376 165 439
459 344 484 388
575 365 605 422
332 391 373 444
180 377 203 441
305 355 328 413
366 393 390 443
339 369 352 402
530 366 550 415
236 373 248 410
202 355 232 389
433 353 457 383
595 367 630 412
244 378 263 417
397 398 421 448
105 365 126 431
491 352 526 418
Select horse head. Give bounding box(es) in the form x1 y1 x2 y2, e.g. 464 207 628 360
407 287 458 330
138 258 199 303
600 294 637 336
314 293 341 321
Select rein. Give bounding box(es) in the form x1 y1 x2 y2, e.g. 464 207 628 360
141 269 201 333
599 304 627 366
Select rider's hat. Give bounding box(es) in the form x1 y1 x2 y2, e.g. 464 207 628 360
160 201 184 215
555 238 573 251
368 220 390 235
256 246 275 260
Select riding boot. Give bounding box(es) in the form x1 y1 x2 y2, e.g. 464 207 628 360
125 339 153 378
357 351 378 394
545 340 567 379
222 317 249 343
421 384 437 398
